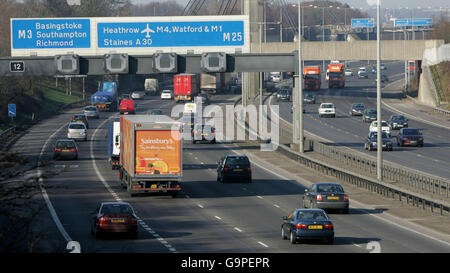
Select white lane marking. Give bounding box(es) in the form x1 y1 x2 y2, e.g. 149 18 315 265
353 243 362 248
256 196 263 199
198 204 204 209
234 227 243 232
258 241 269 248
273 204 281 208
214 216 222 220
38 121 73 243
90 116 176 253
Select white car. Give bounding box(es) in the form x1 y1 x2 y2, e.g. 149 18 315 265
271 74 281 82
131 90 146 100
369 120 390 135
67 122 87 141
318 103 336 118
345 69 353 77
160 89 173 100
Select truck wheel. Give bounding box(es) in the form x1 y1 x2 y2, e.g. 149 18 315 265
171 192 179 198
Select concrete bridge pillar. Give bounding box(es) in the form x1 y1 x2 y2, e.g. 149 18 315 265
242 0 264 106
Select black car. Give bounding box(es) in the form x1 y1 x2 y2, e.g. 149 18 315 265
349 103 365 116
217 155 251 183
302 183 349 214
192 124 216 144
364 131 393 151
53 139 78 160
397 128 424 147
277 89 292 102
362 109 377 123
281 209 334 244
71 114 89 129
303 94 316 104
388 114 408 130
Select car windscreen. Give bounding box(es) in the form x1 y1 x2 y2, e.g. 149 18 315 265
225 157 250 166
403 129 420 135
101 204 134 215
321 104 333 108
317 184 345 193
329 72 342 77
367 109 376 114
73 115 85 120
392 115 405 121
56 141 76 149
296 211 328 221
69 124 85 129
369 132 389 139
305 74 320 79
353 104 364 109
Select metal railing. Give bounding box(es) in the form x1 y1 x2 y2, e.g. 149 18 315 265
234 97 450 215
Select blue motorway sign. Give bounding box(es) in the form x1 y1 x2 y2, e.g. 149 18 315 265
351 18 375 28
394 18 432 27
8 104 16 118
11 19 91 49
97 21 244 48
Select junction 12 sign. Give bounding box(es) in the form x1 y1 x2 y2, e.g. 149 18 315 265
10 16 249 57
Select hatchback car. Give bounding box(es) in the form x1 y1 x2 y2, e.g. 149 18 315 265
303 94 316 104
397 128 424 147
318 103 336 118
358 70 368 79
365 131 393 151
83 105 99 119
281 209 334 244
362 109 377 123
91 202 138 239
349 103 365 116
302 182 349 214
217 155 252 183
71 114 89 129
119 99 135 115
192 124 216 144
388 114 408 130
344 69 353 77
277 89 291 102
53 139 78 160
160 89 173 100
369 120 390 135
131 90 146 100
67 122 87 141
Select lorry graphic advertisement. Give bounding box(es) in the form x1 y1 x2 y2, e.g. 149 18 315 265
119 115 182 197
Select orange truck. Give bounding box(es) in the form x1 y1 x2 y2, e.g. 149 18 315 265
119 115 182 197
327 64 345 89
303 66 321 90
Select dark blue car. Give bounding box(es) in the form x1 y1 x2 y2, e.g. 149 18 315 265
281 209 334 244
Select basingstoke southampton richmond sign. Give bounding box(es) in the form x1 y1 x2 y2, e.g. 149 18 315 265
10 16 249 57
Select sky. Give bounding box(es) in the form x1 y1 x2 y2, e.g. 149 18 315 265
130 0 450 9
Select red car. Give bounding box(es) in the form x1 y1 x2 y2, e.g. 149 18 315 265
91 202 138 239
119 99 135 115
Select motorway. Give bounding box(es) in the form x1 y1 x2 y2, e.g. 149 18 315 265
270 61 450 180
9 90 450 253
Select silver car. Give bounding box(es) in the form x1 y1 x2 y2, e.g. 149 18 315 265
67 122 87 141
84 105 99 119
131 90 146 100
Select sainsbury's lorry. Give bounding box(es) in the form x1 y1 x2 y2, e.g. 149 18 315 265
119 115 182 197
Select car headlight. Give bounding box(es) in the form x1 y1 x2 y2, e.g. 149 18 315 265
371 142 377 145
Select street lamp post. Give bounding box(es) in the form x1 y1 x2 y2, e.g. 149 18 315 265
376 0 382 181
